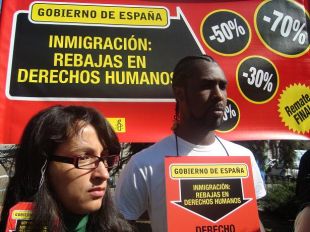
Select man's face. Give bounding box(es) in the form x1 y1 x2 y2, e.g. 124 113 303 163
177 60 228 130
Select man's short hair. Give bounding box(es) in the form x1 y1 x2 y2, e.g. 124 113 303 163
172 54 216 88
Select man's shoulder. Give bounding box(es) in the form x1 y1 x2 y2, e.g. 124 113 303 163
301 150 310 160
218 137 253 156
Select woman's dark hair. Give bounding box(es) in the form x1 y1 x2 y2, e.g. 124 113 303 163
0 105 133 231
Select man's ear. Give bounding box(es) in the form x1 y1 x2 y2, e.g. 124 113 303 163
173 87 185 102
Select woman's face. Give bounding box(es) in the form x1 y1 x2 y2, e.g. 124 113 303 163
48 123 110 215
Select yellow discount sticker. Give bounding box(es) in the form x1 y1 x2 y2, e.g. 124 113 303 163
278 84 310 134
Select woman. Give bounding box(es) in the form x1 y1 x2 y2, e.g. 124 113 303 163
0 105 133 231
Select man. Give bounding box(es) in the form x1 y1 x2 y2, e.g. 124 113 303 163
115 55 266 232
294 205 310 232
296 150 310 206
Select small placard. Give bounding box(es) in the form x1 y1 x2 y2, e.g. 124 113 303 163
165 156 260 231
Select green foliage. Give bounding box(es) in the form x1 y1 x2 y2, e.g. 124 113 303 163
279 140 301 168
261 181 298 219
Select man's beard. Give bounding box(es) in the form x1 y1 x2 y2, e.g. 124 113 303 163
188 111 224 131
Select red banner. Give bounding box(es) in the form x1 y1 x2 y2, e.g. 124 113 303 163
0 0 309 143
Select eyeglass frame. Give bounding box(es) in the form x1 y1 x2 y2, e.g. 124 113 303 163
48 153 120 170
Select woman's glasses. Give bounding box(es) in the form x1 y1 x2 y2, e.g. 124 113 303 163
49 154 120 170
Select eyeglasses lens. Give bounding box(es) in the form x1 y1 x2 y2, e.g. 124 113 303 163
77 155 119 169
